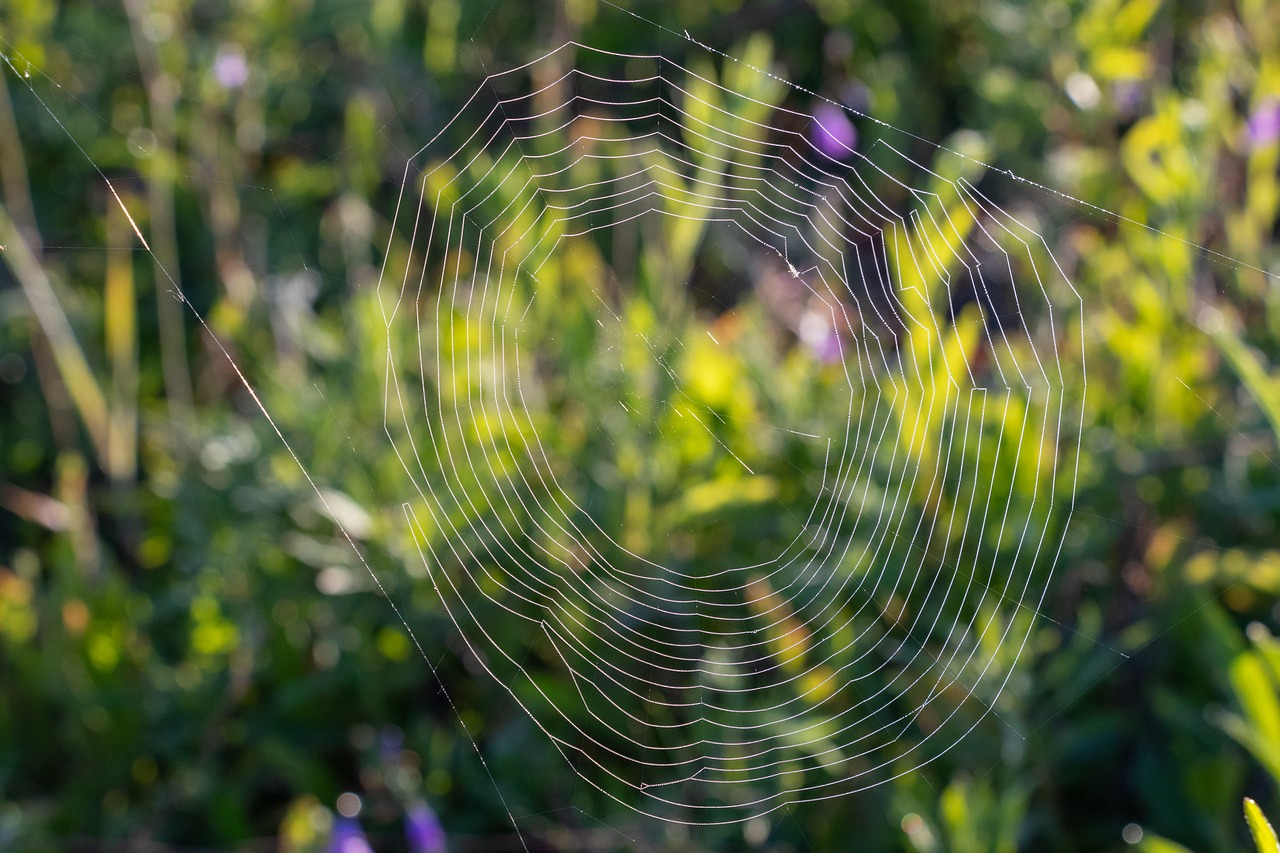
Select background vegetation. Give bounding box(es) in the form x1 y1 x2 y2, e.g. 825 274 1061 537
2 0 1280 850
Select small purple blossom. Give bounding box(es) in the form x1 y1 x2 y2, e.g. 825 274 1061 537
811 331 844 363
213 44 249 90
330 816 374 853
812 103 856 159
798 310 844 363
406 801 447 853
1248 100 1280 148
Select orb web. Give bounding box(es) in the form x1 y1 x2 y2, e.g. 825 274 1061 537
378 42 1083 823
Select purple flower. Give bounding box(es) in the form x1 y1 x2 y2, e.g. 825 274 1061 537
797 311 844 363
406 800 447 853
330 816 374 853
1248 100 1280 148
813 331 844 363
213 44 249 89
812 104 856 159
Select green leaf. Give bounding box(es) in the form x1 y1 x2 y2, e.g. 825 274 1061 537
1214 710 1280 787
1133 834 1196 853
1231 651 1280 743
1245 798 1280 853
1208 316 1280 444
675 475 777 521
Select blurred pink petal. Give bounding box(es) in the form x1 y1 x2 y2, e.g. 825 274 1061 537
214 44 249 89
330 816 374 853
812 103 856 159
1248 100 1280 148
406 800 447 853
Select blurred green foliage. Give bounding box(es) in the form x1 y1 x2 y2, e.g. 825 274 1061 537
1 0 1280 851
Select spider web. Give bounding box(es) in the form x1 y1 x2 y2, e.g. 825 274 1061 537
376 40 1084 823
